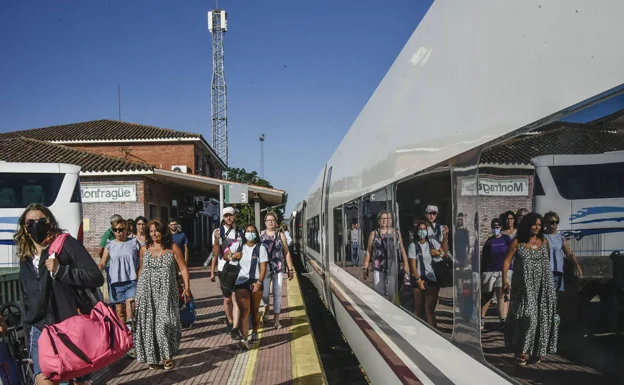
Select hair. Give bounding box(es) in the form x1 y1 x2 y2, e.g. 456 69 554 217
168 218 178 224
516 208 529 216
110 214 122 223
244 224 260 244
264 212 278 222
491 218 501 228
14 204 64 260
146 218 173 249
414 220 428 241
135 216 148 224
500 210 517 230
112 219 127 229
457 212 464 218
377 210 391 222
516 212 544 244
544 211 559 223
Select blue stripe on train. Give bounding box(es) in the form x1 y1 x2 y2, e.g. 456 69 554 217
0 239 15 245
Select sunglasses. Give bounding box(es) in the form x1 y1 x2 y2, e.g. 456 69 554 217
426 212 438 216
25 218 48 228
549 221 559 226
112 227 126 233
224 214 234 218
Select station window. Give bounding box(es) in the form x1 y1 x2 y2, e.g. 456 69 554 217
149 204 158 220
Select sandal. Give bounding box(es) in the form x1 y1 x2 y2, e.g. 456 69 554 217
529 356 542 365
163 360 174 370
148 364 159 370
515 355 529 366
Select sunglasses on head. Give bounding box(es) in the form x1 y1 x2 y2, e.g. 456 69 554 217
112 227 126 233
25 218 48 228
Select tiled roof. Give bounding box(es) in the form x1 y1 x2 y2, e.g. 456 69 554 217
0 119 201 142
481 126 624 166
0 138 153 173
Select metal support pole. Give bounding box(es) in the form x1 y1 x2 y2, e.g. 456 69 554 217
219 184 225 218
254 197 261 230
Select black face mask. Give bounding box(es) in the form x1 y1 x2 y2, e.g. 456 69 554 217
26 219 50 244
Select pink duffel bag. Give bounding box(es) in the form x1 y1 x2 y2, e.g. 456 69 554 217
38 301 133 381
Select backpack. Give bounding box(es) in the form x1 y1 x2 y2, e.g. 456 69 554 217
219 226 243 248
248 243 263 280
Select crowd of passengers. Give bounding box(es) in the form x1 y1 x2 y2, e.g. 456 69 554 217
7 203 293 385
358 205 583 367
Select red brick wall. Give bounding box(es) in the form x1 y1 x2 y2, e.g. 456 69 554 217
70 143 196 173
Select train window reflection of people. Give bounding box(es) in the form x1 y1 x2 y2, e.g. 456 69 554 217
409 221 440 327
503 212 558 366
424 205 449 257
543 211 583 293
501 211 517 238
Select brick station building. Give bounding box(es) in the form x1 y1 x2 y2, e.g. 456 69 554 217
0 120 286 260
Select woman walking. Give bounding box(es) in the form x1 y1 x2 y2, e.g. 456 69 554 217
135 219 192 370
135 216 148 247
503 212 558 366
260 213 294 329
16 204 104 385
228 225 268 349
408 221 441 327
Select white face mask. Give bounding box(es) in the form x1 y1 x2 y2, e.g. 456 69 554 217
417 230 428 239
245 232 257 242
493 228 501 236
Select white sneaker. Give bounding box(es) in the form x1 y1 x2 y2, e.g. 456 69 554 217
238 339 250 350
480 319 486 330
274 320 282 329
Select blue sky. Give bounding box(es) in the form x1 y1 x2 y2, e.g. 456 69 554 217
0 0 433 215
2 1 623 217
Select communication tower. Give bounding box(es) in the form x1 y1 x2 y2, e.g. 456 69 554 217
208 3 228 165
259 134 265 178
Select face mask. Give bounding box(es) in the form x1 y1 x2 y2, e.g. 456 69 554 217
417 230 428 239
245 232 257 242
493 228 501 236
26 219 50 244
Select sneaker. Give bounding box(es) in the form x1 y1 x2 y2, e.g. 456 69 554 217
274 320 282 330
127 347 136 358
226 321 232 334
480 319 486 331
238 339 250 350
249 332 258 343
231 328 242 341
499 319 505 332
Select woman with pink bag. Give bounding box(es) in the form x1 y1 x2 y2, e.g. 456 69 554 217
15 204 104 385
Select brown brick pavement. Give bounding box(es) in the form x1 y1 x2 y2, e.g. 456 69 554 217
93 267 303 385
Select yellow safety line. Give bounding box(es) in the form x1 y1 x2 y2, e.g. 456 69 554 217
240 311 264 385
288 272 326 385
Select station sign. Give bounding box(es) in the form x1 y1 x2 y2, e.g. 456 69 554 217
81 184 137 203
461 177 529 196
225 184 249 204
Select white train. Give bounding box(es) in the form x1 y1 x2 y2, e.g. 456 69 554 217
290 1 624 384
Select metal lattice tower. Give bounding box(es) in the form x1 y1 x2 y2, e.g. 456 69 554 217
208 4 228 165
259 134 265 178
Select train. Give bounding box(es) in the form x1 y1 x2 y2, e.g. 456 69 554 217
289 1 624 384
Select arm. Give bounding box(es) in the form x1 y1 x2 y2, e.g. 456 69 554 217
408 244 425 290
172 243 192 298
98 247 110 271
362 231 375 279
210 230 220 278
562 238 583 277
184 243 189 265
253 262 268 292
137 246 145 280
441 225 450 255
281 233 295 279
52 237 105 289
502 239 518 291
481 239 491 264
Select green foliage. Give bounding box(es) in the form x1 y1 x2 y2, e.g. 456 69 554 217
225 167 272 188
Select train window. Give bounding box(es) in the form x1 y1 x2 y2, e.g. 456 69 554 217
306 215 321 253
360 187 402 302
339 198 362 279
333 206 345 265
395 170 453 338
477 117 623 383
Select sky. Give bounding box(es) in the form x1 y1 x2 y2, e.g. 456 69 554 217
2 1 623 217
0 0 433 215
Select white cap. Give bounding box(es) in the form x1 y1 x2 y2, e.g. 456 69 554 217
222 207 235 218
425 205 438 213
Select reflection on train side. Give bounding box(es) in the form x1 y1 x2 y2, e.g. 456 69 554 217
325 118 624 384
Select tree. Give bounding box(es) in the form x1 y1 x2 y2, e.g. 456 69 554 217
225 167 281 228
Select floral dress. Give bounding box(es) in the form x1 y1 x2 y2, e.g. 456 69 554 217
505 243 558 357
135 249 181 365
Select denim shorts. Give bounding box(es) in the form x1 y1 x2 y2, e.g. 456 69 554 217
110 280 137 304
30 326 91 381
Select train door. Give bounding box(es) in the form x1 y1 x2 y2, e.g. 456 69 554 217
321 165 334 312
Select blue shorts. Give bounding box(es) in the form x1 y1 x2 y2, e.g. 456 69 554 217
30 326 91 381
110 280 137 304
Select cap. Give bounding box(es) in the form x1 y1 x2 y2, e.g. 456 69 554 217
222 207 235 218
425 205 438 214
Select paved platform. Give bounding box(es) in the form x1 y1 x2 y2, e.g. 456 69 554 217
94 267 325 385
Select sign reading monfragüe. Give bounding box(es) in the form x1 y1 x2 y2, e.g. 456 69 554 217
81 184 137 203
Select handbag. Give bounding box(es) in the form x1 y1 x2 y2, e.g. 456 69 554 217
416 240 453 288
180 296 196 328
37 234 132 382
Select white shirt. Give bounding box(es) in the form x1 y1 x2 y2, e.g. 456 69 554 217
229 242 268 284
408 242 437 282
213 225 240 272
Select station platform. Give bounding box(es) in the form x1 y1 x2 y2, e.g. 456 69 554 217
93 267 325 385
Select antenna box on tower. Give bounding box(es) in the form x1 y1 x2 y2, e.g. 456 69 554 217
208 10 227 32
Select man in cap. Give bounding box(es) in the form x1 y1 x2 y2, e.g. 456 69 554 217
424 205 449 256
99 214 123 304
210 207 244 340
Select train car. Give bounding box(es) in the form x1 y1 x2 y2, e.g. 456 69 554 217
295 1 624 384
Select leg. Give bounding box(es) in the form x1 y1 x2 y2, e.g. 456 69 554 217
495 287 508 320
115 303 126 324
262 274 272 309
273 272 284 325
481 291 493 318
250 289 263 333
424 285 440 328
413 287 426 320
125 298 135 322
373 271 386 296
223 296 234 326
235 289 251 339
232 291 240 329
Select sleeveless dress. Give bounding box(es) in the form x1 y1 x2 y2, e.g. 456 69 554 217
135 249 181 364
260 231 285 274
505 243 558 356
